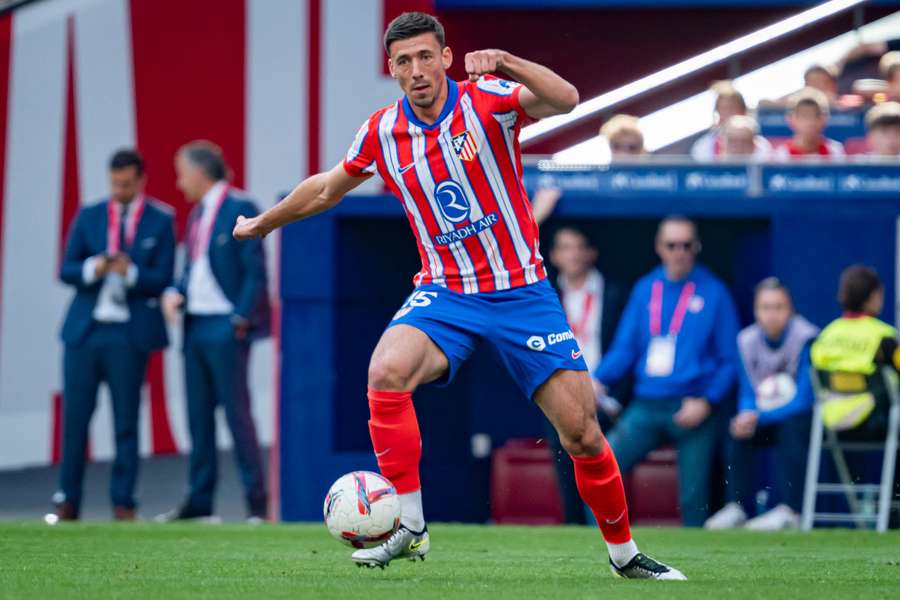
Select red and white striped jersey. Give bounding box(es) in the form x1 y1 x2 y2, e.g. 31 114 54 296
343 76 546 294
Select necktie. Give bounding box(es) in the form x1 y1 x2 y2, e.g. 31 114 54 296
119 205 129 252
190 203 205 259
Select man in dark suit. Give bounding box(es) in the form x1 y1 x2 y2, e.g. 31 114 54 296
158 140 270 522
50 149 175 522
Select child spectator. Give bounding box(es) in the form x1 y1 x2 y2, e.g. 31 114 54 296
691 81 747 162
705 279 818 531
720 115 772 160
773 88 845 159
865 101 900 157
601 114 646 160
880 51 900 101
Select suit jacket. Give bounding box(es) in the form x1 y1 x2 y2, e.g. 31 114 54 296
60 197 176 352
176 190 271 340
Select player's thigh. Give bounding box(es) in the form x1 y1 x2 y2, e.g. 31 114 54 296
534 369 605 456
368 324 450 390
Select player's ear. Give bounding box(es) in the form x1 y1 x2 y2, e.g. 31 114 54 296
442 45 453 70
388 58 397 79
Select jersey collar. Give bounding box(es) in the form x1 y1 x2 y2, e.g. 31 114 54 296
402 77 458 131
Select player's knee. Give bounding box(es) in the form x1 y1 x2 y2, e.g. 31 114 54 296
561 420 604 457
367 356 416 391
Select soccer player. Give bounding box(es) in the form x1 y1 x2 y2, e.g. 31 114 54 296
233 12 685 580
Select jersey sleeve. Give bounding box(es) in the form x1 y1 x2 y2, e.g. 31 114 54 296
473 76 527 120
342 117 378 178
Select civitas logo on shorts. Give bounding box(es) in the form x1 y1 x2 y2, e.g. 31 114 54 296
526 336 547 351
526 330 575 352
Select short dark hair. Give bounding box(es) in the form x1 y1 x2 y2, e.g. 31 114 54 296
178 140 227 182
789 87 829 117
838 265 882 312
755 276 792 303
109 148 144 176
656 215 698 241
383 12 445 54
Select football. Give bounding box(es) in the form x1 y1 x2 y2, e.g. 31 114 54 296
323 471 401 548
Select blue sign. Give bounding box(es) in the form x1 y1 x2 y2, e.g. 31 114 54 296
524 163 900 199
524 165 751 196
763 166 900 196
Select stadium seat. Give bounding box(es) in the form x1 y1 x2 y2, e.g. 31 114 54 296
802 366 900 532
489 438 564 525
623 447 681 526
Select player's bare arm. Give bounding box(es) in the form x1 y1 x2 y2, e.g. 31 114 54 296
464 49 579 119
232 163 365 240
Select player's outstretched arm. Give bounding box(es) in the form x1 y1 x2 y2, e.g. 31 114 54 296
465 49 579 120
233 162 366 240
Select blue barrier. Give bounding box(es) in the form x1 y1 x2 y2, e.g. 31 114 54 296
279 163 900 522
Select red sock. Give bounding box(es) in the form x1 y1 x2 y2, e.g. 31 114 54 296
367 387 421 494
570 444 632 544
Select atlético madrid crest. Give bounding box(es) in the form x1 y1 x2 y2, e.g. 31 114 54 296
451 130 479 162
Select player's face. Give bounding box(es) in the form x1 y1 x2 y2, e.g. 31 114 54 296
174 154 207 202
755 289 792 340
109 166 144 204
789 104 826 140
867 124 900 156
656 222 698 278
550 230 596 278
388 33 452 109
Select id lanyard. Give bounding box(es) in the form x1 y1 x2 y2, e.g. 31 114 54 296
107 194 145 254
189 184 229 260
649 279 696 339
568 291 595 342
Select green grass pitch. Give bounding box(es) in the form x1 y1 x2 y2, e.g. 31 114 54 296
1 522 899 599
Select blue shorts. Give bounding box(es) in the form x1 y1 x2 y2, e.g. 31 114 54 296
387 279 587 399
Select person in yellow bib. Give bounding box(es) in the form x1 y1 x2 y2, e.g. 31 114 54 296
811 265 899 525
811 265 899 433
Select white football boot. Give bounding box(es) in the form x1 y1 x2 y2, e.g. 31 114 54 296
351 525 430 569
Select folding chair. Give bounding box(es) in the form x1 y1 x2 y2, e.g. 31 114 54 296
801 366 900 532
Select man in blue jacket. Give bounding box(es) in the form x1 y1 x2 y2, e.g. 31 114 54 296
158 141 270 522
51 149 175 522
593 216 739 526
706 278 817 530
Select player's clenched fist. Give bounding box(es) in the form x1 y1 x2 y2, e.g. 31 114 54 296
465 49 509 82
233 215 264 241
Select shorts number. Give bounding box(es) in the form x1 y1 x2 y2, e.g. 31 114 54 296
393 291 438 321
407 291 438 308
